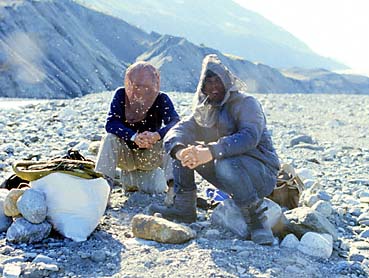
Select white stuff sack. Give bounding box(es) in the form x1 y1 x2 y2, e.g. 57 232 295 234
31 173 110 242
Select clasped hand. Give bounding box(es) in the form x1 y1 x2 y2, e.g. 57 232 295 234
134 131 161 149
176 145 213 169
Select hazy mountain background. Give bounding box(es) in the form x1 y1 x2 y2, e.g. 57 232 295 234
0 0 368 99
78 0 346 70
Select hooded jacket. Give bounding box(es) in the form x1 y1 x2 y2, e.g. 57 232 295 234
164 54 280 172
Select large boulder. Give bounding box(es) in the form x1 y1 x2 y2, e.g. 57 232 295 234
131 214 195 244
284 207 338 239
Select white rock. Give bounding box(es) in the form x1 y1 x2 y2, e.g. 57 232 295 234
295 168 316 181
280 234 299 249
306 194 319 207
58 108 78 121
343 197 360 206
297 232 333 259
359 191 369 198
311 200 333 217
303 179 315 189
2 264 21 278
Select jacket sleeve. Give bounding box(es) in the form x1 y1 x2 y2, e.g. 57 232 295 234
105 89 136 141
208 96 265 159
164 115 201 157
158 94 181 139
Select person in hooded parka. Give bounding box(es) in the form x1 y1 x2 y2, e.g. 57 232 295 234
149 54 280 245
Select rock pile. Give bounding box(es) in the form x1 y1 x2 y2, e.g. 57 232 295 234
1 188 51 244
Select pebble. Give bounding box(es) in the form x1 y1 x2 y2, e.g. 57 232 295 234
359 229 369 239
2 256 26 264
280 234 299 249
90 250 107 263
33 254 55 264
311 200 333 217
205 229 221 238
349 253 365 262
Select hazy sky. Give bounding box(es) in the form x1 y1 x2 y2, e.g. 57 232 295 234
234 0 369 75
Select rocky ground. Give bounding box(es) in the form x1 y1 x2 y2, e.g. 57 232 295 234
0 91 368 278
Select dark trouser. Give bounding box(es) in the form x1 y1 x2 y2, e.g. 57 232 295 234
173 156 277 206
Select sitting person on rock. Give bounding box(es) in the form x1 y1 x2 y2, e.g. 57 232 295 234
149 54 280 245
95 61 180 194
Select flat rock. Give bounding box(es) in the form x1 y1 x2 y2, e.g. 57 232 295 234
358 213 369 226
32 254 55 264
290 135 314 147
2 264 21 278
6 218 52 244
359 229 369 239
131 214 196 244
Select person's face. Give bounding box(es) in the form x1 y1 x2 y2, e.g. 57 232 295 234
126 70 159 103
203 75 226 103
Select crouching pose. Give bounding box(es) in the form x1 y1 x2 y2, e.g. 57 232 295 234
95 61 180 192
150 54 280 245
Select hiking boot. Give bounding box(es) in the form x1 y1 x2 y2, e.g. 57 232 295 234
149 189 197 223
164 180 175 206
240 199 274 245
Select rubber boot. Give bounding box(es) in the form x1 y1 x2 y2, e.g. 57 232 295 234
149 189 197 223
240 199 274 245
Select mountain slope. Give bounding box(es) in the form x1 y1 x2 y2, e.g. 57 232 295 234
137 35 369 94
78 0 346 70
0 0 156 98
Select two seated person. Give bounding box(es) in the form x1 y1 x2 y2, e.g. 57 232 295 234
95 54 280 245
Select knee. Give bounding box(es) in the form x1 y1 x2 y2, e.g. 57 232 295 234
104 133 119 142
214 158 240 181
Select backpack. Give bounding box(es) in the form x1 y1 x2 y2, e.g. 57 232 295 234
267 164 304 210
